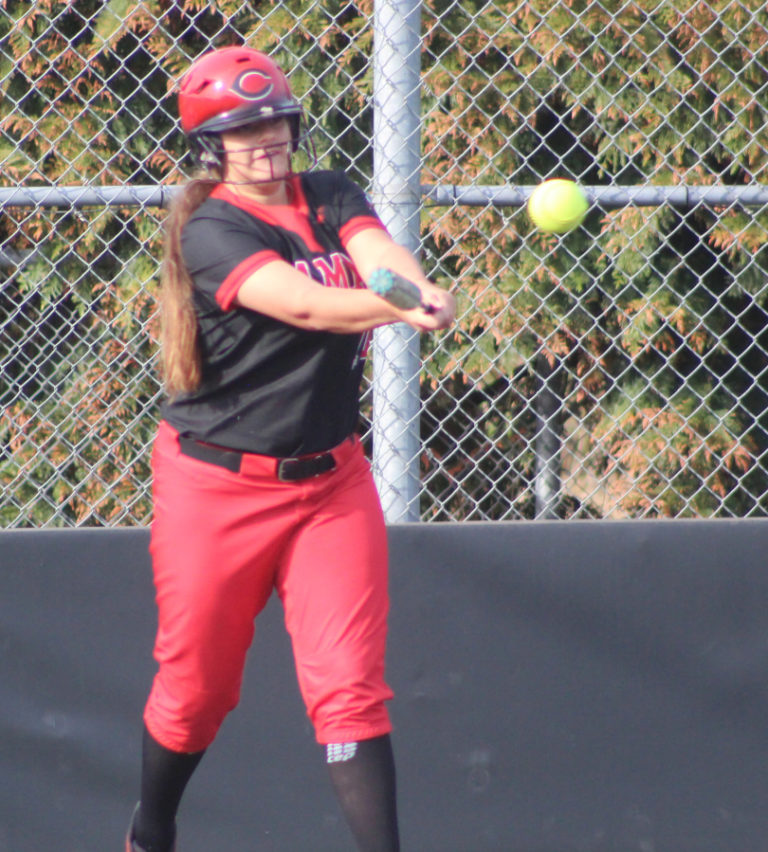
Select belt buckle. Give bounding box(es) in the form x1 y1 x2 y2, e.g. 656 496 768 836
277 453 335 481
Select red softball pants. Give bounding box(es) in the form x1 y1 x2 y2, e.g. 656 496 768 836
143 421 393 753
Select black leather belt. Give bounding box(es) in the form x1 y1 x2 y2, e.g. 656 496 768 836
178 436 336 480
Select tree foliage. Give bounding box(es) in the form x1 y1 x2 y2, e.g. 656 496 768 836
418 0 768 518
1 0 767 524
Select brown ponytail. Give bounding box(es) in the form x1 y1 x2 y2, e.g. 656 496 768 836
160 173 218 397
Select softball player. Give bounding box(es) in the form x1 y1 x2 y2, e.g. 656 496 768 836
126 46 455 852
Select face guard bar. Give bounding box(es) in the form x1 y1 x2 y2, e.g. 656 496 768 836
190 116 317 182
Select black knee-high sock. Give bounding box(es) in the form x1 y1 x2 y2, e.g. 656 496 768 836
132 726 206 852
326 734 400 852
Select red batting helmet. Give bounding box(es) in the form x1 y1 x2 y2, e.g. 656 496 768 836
178 47 303 152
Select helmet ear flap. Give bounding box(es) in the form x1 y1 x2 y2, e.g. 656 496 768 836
290 115 301 153
192 133 224 171
200 151 221 168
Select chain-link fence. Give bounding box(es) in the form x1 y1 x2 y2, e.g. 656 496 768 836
2 0 768 527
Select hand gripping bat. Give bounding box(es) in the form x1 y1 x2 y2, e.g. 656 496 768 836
368 268 436 313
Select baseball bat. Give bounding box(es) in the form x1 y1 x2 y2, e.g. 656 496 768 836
368 268 436 313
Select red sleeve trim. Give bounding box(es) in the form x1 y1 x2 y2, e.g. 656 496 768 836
339 215 389 248
215 249 282 310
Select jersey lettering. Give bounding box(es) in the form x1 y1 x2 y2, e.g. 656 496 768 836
294 253 363 291
294 255 370 367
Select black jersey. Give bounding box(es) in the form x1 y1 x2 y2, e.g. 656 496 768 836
162 169 387 456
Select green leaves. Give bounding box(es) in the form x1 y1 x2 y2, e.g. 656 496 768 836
1 0 767 522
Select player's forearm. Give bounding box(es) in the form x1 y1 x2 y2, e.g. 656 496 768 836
292 284 405 333
236 258 443 333
297 279 454 334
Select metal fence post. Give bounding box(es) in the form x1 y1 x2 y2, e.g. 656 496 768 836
371 0 423 523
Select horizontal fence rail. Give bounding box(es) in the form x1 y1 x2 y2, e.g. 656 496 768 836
3 184 768 209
